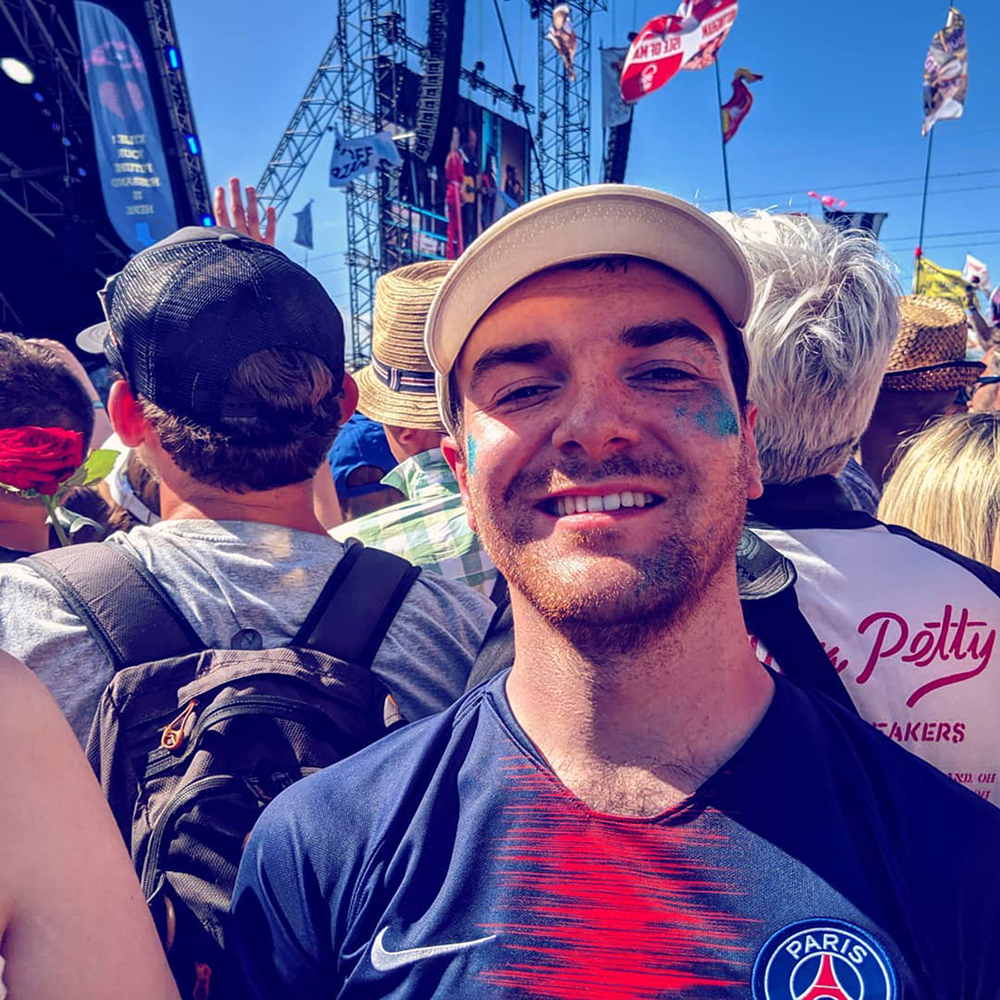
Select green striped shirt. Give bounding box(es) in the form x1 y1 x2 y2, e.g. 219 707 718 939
330 448 498 599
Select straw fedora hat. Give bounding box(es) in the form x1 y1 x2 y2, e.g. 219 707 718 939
355 260 453 431
883 295 983 391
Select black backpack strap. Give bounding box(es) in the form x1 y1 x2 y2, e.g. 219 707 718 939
295 543 422 668
25 542 203 672
738 524 859 717
488 571 509 606
466 597 513 692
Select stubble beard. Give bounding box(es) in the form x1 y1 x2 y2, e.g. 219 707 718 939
472 449 750 658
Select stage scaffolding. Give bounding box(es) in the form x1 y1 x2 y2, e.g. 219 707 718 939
533 0 604 198
257 0 594 368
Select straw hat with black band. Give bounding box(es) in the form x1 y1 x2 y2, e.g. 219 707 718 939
354 260 452 432
884 295 983 391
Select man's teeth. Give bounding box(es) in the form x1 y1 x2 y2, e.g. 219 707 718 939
551 492 656 515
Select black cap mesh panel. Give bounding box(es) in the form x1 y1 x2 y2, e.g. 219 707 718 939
107 231 345 425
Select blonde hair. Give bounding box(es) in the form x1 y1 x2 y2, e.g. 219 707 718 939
878 412 1000 568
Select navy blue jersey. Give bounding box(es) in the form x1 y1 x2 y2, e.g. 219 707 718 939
233 670 1000 999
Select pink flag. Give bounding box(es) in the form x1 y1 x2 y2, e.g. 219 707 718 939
807 191 847 210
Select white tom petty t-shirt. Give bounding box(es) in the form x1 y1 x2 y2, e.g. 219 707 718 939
751 512 1000 805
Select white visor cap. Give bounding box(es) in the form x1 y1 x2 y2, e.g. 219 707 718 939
425 183 754 433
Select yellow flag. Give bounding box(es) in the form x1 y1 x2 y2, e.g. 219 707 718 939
914 256 970 305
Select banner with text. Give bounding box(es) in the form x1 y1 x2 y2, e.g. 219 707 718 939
75 0 178 251
620 0 737 103
915 256 971 305
329 130 401 188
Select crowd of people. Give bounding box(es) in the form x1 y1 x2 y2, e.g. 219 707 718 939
1 177 999 999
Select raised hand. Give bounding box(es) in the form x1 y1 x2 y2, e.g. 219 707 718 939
213 177 277 246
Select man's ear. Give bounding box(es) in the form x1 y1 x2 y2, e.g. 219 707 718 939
441 433 477 533
339 371 359 425
742 401 764 501
107 380 149 448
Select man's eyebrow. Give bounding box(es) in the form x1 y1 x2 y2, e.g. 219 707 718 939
619 320 721 358
468 340 554 391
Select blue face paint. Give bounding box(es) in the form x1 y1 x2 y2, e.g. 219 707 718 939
693 387 739 438
466 434 478 475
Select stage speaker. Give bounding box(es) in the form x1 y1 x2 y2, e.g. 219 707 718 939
414 0 466 164
603 113 633 185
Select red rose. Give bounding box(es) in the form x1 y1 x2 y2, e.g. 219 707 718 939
0 426 86 496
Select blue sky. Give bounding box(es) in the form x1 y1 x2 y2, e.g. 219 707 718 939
172 0 997 309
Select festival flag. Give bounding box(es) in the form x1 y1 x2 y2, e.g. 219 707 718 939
822 209 888 238
963 254 991 293
601 47 632 129
329 129 401 187
293 199 314 250
922 7 968 135
915 256 971 305
547 4 578 81
720 67 762 143
620 0 737 103
679 0 738 71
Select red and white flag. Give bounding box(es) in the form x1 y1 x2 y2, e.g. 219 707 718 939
721 67 762 143
620 0 737 104
963 254 991 293
680 0 738 71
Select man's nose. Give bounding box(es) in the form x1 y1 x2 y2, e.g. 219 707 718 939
551 375 641 459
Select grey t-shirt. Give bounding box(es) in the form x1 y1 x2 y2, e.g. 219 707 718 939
0 519 494 746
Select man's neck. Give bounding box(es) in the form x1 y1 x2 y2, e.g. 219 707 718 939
158 478 329 536
859 422 900 489
0 507 50 554
505 571 773 818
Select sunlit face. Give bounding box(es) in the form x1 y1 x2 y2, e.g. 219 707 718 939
444 260 763 637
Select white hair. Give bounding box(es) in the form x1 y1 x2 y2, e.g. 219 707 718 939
712 210 901 484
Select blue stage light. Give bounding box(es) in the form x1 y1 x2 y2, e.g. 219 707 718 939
77 167 87 178
185 134 200 155
201 214 214 227
167 47 181 70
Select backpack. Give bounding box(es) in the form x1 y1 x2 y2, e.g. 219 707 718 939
467 527 859 717
28 539 421 1000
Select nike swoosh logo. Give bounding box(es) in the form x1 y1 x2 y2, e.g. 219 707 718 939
370 926 497 972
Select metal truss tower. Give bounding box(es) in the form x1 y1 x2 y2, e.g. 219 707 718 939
257 0 544 367
256 3 403 367
144 0 213 225
340 0 404 367
254 32 343 218
533 0 604 199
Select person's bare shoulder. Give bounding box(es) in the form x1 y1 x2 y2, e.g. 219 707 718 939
0 651 179 1000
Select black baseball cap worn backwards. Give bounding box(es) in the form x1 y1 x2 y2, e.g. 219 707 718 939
100 226 345 426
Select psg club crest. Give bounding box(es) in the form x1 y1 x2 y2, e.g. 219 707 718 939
752 920 897 1000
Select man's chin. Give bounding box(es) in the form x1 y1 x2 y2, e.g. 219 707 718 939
507 551 701 631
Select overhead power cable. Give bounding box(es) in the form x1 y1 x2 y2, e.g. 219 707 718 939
696 168 1000 207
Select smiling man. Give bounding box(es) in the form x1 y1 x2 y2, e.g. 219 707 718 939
233 186 1000 999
